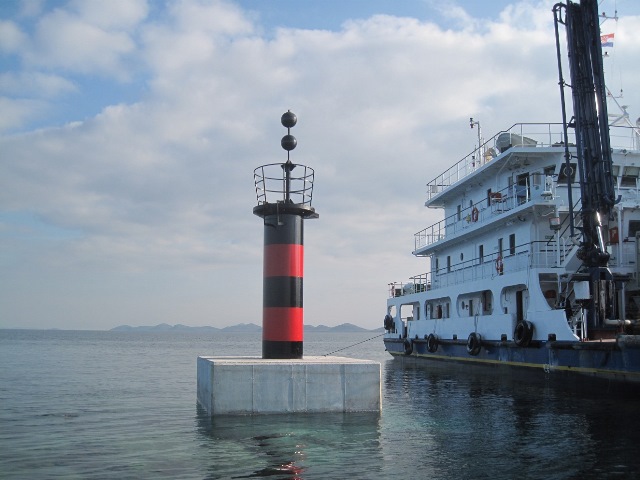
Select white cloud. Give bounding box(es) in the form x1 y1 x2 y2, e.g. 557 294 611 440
429 0 478 30
67 0 149 29
26 11 137 77
17 0 47 18
0 20 27 53
2 1 148 80
0 97 49 131
0 72 76 97
1 0 639 330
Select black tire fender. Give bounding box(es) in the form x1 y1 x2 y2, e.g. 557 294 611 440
467 332 482 356
514 321 534 347
426 333 438 353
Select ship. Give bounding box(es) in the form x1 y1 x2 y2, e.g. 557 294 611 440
383 0 640 385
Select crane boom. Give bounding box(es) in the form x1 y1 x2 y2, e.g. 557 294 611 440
553 0 621 333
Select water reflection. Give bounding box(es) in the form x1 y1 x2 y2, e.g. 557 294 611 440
196 406 382 479
383 358 640 479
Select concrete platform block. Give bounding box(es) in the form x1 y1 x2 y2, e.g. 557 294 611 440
197 356 381 415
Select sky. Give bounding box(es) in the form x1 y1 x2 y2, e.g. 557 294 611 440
1 0 639 331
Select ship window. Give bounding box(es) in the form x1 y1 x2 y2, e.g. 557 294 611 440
460 252 464 261
445 303 450 318
483 290 492 313
401 305 413 321
479 244 484 264
487 189 492 207
557 163 577 183
457 205 461 221
629 221 640 237
469 299 474 317
612 165 620 178
621 175 637 188
516 174 529 204
509 234 516 255
624 166 640 177
532 173 542 187
435 258 439 274
447 256 451 273
498 238 503 256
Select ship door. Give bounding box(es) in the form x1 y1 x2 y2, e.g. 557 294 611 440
516 173 529 205
516 290 524 323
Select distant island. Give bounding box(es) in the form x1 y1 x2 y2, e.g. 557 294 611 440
110 322 383 333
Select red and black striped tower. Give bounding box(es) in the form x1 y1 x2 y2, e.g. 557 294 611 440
253 111 318 359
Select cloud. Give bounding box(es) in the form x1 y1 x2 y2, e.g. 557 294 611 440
0 20 27 53
2 0 147 79
1 0 639 329
66 0 149 29
0 72 76 97
26 13 135 77
0 97 50 131
18 1 45 17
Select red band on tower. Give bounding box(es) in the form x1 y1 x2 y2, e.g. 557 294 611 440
263 244 304 278
262 307 304 341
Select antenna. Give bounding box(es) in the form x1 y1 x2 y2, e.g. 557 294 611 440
469 117 484 165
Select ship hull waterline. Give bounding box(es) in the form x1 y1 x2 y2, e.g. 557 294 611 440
384 336 640 386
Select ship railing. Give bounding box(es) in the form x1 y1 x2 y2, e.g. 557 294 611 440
415 197 495 250
425 123 637 202
392 239 593 297
425 123 567 201
415 178 537 251
538 198 584 267
254 163 315 207
609 124 640 151
535 201 640 270
531 239 576 268
388 274 431 298
390 249 525 298
414 212 458 251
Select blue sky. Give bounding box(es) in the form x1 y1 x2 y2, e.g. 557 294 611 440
1 0 639 330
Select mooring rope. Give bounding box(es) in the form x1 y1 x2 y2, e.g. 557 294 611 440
323 332 385 356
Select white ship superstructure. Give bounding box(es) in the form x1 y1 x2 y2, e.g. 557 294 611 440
383 0 640 383
385 123 640 345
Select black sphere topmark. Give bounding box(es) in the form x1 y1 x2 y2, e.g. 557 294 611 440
281 110 297 128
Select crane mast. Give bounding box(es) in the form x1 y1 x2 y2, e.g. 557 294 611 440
553 0 621 333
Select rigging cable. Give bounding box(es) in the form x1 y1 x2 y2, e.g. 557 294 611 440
323 332 385 357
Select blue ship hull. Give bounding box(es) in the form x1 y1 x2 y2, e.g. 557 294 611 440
384 335 640 384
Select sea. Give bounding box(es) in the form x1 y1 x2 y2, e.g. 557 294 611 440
1 329 639 480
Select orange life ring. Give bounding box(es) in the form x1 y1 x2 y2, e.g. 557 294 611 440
471 207 479 222
495 255 503 275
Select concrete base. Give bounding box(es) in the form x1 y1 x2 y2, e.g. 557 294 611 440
197 356 381 415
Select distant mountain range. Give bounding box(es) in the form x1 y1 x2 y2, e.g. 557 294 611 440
110 322 382 333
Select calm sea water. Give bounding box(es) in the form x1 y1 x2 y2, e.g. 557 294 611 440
1 329 639 479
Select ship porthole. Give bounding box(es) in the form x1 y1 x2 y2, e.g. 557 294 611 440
467 332 482 356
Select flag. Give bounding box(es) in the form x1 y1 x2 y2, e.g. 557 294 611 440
601 33 614 48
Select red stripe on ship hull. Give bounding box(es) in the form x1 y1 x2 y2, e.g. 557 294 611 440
263 307 304 341
263 244 304 278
